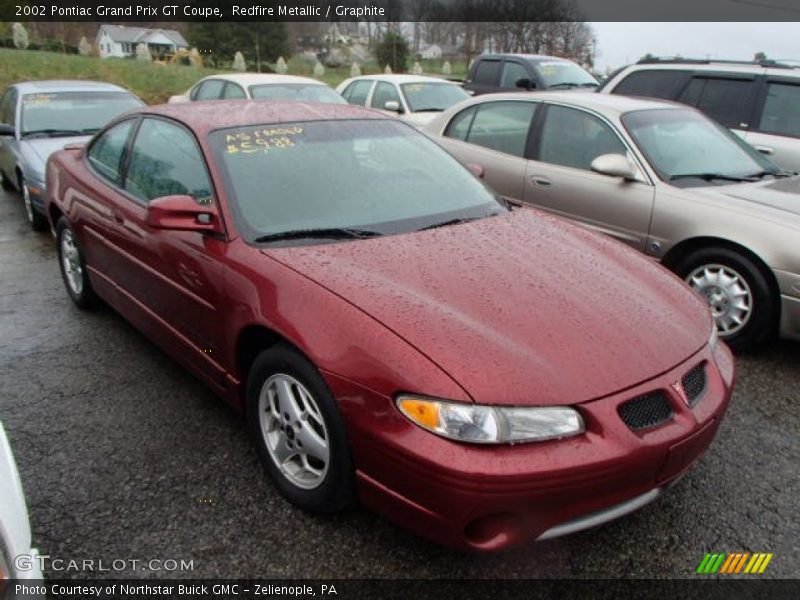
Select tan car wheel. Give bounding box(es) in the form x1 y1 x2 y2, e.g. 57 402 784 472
675 247 776 352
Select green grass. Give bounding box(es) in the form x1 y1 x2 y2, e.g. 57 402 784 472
0 48 221 104
0 48 471 105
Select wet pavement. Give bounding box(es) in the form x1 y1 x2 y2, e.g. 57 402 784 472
0 186 798 579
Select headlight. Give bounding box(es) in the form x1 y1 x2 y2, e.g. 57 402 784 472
396 395 584 444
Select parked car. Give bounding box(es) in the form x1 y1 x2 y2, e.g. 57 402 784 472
0 421 43 580
425 92 800 351
0 80 144 231
45 101 732 551
598 58 800 172
168 73 345 105
463 54 598 96
335 74 469 127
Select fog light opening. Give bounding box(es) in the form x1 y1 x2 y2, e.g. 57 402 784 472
463 512 520 550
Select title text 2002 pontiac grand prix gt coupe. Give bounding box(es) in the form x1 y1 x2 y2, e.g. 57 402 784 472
45 101 733 550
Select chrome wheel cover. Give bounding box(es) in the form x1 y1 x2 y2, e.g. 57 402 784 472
686 263 752 337
60 229 84 296
258 373 329 490
22 183 34 223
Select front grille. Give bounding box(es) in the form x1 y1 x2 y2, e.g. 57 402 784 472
618 390 673 431
682 362 707 407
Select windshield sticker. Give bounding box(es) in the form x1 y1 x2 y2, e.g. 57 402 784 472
224 126 304 155
24 94 57 104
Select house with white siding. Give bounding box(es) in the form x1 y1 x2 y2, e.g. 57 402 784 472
96 25 188 59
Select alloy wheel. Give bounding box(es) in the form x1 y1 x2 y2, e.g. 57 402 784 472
258 373 330 490
686 263 752 337
60 228 84 296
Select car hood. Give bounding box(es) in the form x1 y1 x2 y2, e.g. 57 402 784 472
693 176 800 218
25 136 90 179
265 210 709 406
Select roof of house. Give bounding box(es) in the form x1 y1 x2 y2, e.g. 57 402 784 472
98 24 188 48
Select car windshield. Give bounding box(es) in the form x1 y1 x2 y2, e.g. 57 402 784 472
249 84 345 104
622 108 779 184
533 61 597 88
212 119 503 243
20 91 142 136
400 82 469 112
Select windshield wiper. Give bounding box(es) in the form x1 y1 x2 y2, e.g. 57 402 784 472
254 227 382 243
745 169 791 179
669 173 755 183
548 82 583 89
419 216 483 231
413 108 444 113
21 129 84 138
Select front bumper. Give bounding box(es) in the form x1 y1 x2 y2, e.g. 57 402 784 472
774 269 800 341
328 341 734 551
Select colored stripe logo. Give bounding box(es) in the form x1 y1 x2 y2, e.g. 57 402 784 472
696 552 773 574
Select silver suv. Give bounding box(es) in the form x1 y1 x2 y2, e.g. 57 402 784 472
599 58 800 173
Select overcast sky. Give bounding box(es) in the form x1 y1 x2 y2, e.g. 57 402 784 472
591 22 800 72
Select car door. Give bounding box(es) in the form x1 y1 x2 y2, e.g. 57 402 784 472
369 81 404 115
744 77 800 172
525 103 655 251
0 88 18 179
499 59 536 91
465 59 503 95
440 100 538 203
676 73 759 132
191 79 225 101
91 116 229 388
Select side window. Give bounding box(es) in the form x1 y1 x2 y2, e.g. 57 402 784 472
125 119 213 204
444 106 478 141
0 89 17 126
463 101 536 158
611 69 689 99
87 120 135 185
343 80 373 106
538 105 627 171
758 82 800 138
370 82 401 109
678 77 755 128
500 62 530 89
473 60 501 86
193 80 224 101
222 82 247 99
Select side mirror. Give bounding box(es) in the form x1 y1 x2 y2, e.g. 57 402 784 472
0 123 15 137
590 154 637 180
146 195 223 234
466 163 485 179
384 100 404 114
515 78 536 90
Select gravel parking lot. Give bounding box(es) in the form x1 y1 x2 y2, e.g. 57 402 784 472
0 186 798 579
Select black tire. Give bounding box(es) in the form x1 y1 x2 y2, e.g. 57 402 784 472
246 344 355 514
20 175 48 231
55 217 98 309
0 170 14 191
673 246 776 352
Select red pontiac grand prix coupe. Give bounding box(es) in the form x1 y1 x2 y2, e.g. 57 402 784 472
45 101 733 551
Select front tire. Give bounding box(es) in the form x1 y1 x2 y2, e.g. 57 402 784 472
20 176 48 231
56 217 98 308
674 247 776 352
0 170 13 191
246 344 355 514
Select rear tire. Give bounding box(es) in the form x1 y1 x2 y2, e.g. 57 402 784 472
56 217 98 309
246 344 355 514
673 246 776 352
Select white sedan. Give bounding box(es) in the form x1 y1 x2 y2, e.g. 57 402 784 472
0 421 42 580
336 74 470 127
168 73 345 104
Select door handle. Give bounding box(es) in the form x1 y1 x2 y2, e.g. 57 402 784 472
755 145 774 155
529 175 552 187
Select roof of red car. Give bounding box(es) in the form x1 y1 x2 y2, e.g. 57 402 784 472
134 100 387 135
